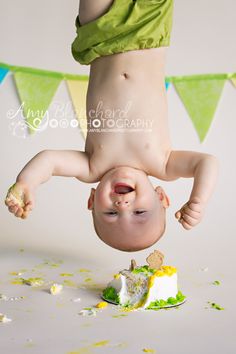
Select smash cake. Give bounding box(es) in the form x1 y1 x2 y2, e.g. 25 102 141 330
102 250 186 310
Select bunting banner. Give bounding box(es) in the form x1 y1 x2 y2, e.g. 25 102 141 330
173 76 226 142
0 62 235 142
165 81 170 91
14 71 62 134
231 78 236 88
0 67 9 83
66 79 89 139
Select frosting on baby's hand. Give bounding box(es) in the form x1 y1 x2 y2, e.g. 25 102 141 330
5 183 25 208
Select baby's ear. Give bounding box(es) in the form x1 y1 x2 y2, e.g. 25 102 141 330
155 186 170 209
87 188 96 210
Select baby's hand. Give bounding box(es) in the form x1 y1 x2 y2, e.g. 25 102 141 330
5 182 35 219
175 197 205 230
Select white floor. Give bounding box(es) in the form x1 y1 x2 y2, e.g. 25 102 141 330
0 248 235 354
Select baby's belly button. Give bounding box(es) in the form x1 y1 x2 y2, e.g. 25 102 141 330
121 72 129 79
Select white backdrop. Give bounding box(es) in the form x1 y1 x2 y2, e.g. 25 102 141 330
0 0 235 267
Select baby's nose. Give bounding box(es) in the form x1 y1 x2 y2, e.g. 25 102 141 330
114 200 130 208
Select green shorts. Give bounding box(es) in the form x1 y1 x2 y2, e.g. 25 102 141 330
71 0 174 65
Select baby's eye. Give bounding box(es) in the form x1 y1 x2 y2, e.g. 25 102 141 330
104 211 118 216
133 210 146 215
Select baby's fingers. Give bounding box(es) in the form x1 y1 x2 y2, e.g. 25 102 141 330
6 200 15 208
20 202 34 219
175 211 182 220
182 206 201 220
188 201 202 213
179 218 193 230
8 204 19 214
21 211 29 219
180 213 199 227
5 195 15 207
24 201 34 211
15 207 24 218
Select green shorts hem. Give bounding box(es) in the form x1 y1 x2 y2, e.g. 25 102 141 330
71 0 173 65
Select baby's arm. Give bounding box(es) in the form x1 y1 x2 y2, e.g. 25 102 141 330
5 150 91 219
164 151 219 230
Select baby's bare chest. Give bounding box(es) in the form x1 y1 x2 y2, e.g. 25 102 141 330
85 129 171 179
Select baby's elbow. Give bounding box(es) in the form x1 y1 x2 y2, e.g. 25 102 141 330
204 154 220 175
207 154 219 167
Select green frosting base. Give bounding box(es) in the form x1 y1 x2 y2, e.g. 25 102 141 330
147 291 186 310
102 286 120 304
102 286 186 310
131 265 156 275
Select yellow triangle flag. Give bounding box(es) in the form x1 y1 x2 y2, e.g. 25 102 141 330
231 77 236 87
66 79 88 139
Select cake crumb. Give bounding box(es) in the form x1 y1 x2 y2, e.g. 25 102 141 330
79 308 96 317
212 280 220 285
207 302 224 310
200 267 209 272
22 277 44 287
71 297 81 303
50 283 63 295
0 294 8 301
143 349 156 353
92 340 109 347
95 301 108 309
0 313 12 323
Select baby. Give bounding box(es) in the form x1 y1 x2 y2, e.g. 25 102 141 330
5 0 218 252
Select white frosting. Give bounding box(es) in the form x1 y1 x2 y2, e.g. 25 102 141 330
108 269 178 308
144 273 178 308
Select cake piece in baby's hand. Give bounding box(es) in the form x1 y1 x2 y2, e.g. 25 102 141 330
5 182 34 219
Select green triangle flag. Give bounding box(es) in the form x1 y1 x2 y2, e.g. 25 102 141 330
174 77 226 142
14 71 62 134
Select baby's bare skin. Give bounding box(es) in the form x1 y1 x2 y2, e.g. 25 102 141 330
86 47 170 180
5 0 219 233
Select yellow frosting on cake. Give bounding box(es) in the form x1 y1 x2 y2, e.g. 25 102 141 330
154 265 177 277
113 274 121 279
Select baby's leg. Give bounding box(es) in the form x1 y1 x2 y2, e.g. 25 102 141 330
78 0 114 25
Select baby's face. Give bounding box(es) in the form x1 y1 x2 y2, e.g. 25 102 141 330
88 167 169 251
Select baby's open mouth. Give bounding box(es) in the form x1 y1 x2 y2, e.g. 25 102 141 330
114 183 135 194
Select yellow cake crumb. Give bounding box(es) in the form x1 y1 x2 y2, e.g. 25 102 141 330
22 277 44 287
93 340 109 347
63 279 77 287
95 301 108 309
113 274 121 279
143 348 156 353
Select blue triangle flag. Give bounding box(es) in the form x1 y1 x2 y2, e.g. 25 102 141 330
0 67 9 83
165 81 170 90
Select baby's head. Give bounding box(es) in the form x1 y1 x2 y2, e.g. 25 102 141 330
87 167 169 252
